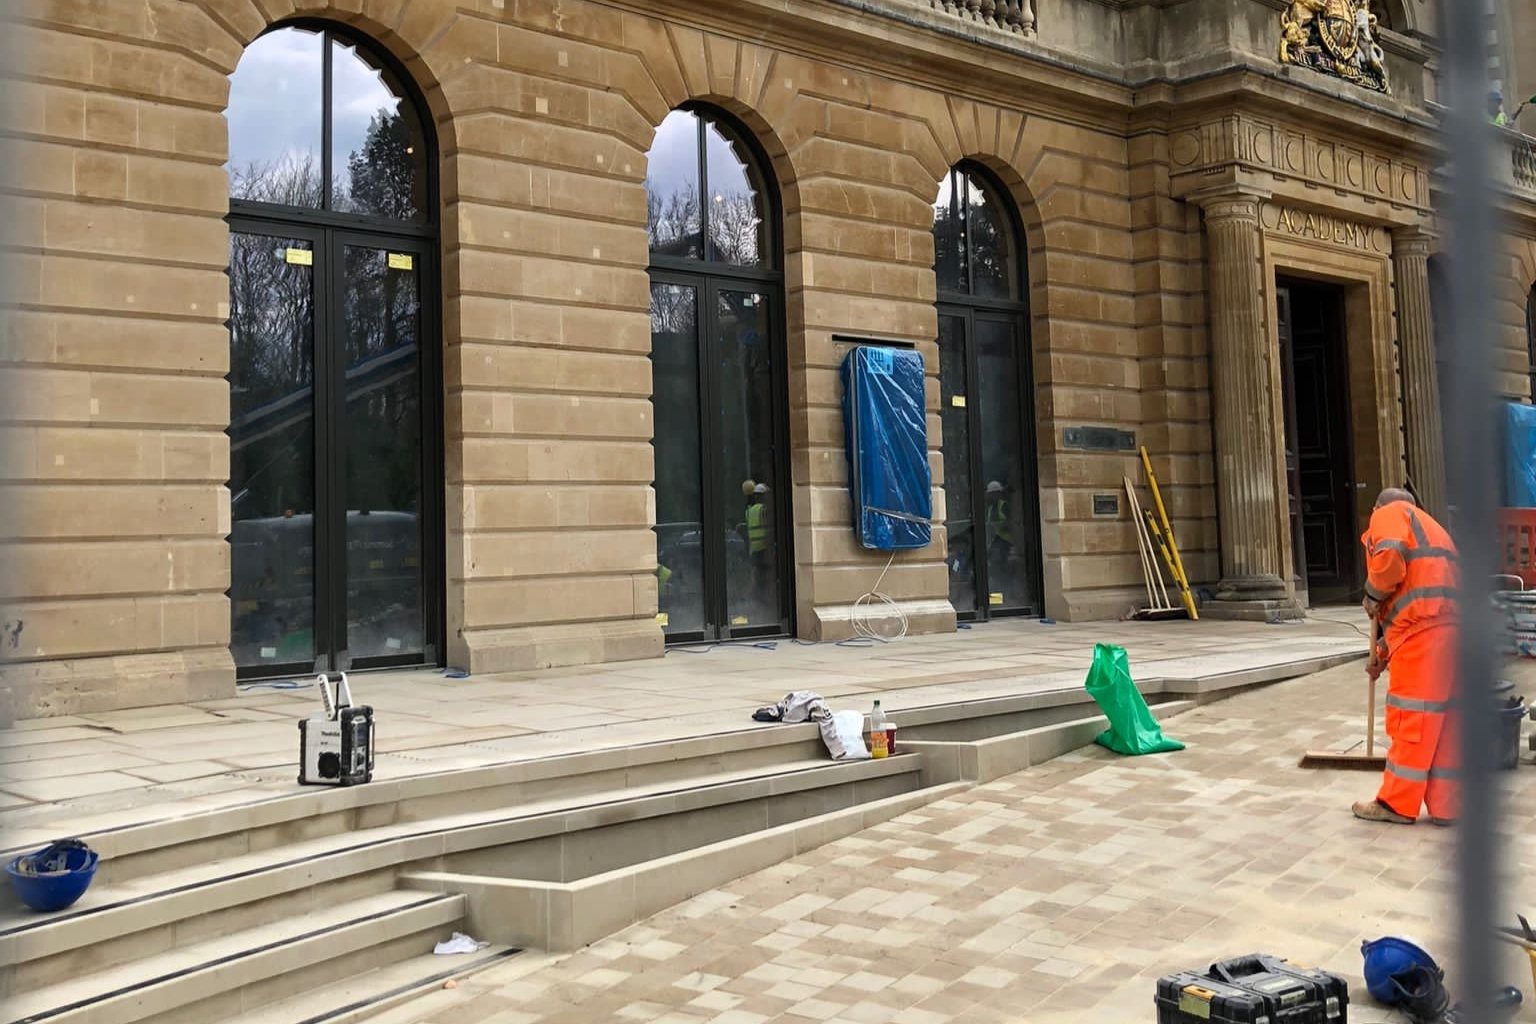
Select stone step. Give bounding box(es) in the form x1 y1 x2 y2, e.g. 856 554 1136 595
8 890 467 1024
221 946 523 1024
0 754 921 981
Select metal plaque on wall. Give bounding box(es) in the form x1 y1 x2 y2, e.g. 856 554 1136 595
1062 426 1136 452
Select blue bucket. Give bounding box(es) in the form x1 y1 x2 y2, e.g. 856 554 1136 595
5 840 98 913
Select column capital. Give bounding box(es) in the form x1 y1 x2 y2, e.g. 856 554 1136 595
1186 184 1272 223
1391 226 1439 259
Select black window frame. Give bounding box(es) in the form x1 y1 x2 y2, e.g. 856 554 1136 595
226 20 444 679
1527 283 1536 401
645 104 794 644
933 162 1043 621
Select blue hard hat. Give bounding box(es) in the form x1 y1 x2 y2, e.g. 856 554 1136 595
1362 936 1441 1003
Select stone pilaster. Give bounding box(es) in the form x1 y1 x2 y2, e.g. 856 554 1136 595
1197 187 1292 603
1392 228 1448 520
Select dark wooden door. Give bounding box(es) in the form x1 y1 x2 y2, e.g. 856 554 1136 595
1276 288 1306 598
1278 281 1358 601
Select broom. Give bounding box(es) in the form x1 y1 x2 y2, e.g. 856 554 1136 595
1298 617 1389 771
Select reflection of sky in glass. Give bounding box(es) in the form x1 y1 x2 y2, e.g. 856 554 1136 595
644 109 765 265
331 38 404 201
228 28 419 215
228 28 322 181
645 110 698 200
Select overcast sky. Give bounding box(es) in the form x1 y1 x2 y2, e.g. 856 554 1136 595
227 27 402 184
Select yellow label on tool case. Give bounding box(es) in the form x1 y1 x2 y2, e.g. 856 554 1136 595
989 592 1003 606
387 252 414 271
284 247 312 266
1178 986 1215 1020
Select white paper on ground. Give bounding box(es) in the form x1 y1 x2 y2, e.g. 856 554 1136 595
433 931 490 954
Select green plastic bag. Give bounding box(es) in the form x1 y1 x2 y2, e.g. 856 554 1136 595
1083 643 1185 755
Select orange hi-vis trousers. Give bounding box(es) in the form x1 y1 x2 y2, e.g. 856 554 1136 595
1377 623 1459 821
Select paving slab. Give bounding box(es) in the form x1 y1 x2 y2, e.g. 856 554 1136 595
0 615 1371 850
378 660 1536 1024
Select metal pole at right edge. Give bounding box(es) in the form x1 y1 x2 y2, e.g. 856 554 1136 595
1443 3 1502 1023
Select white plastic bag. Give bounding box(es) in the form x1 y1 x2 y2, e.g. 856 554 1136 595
819 710 870 761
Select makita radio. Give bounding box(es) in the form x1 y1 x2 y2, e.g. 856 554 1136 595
298 672 375 786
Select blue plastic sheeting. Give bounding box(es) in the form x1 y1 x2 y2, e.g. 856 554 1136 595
840 346 932 550
1507 401 1536 507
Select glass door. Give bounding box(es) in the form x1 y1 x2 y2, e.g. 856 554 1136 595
650 276 790 642
333 235 434 669
228 223 438 676
937 305 1040 619
229 227 323 675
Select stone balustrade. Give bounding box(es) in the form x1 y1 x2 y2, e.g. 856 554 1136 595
1510 129 1536 196
928 0 1035 36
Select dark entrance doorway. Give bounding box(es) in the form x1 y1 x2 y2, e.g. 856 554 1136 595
1276 280 1359 604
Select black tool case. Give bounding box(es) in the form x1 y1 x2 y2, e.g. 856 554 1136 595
1156 954 1348 1023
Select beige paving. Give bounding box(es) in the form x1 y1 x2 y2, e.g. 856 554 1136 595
0 615 1370 851
369 659 1536 1024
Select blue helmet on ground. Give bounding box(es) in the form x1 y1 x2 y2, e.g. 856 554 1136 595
1361 936 1442 1003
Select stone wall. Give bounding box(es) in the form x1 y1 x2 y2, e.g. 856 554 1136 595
0 0 1517 716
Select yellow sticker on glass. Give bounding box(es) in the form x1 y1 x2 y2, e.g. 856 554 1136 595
989 592 1004 606
731 615 749 626
387 252 414 271
951 395 967 408
656 613 669 627
284 247 313 266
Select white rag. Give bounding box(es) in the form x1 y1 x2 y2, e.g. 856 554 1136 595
433 931 490 955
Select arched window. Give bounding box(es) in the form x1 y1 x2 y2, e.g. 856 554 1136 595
225 24 441 678
1527 284 1536 399
933 164 1040 619
645 107 790 642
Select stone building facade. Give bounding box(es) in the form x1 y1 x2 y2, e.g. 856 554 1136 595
0 0 1532 717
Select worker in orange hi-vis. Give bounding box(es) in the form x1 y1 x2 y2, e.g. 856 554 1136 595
1353 487 1461 825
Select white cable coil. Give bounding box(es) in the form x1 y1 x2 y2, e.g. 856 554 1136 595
852 550 908 642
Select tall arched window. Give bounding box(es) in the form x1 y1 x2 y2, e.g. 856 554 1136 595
226 24 441 677
1527 284 1536 399
932 164 1041 619
645 107 790 642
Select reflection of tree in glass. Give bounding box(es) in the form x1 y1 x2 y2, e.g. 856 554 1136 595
230 152 324 209
647 182 702 258
228 232 315 518
647 182 762 265
708 191 763 265
343 247 420 516
339 111 421 221
932 174 1013 299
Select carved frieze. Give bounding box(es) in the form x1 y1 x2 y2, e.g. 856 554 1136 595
1168 115 1431 213
1279 0 1390 94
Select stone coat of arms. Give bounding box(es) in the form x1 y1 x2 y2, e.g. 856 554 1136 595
1279 0 1390 94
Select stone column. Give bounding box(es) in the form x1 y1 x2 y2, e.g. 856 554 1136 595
1197 187 1292 603
1392 228 1448 521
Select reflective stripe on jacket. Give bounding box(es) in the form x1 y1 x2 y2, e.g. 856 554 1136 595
1360 500 1458 654
746 503 768 553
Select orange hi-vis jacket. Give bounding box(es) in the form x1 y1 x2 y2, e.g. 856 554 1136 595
1361 500 1459 655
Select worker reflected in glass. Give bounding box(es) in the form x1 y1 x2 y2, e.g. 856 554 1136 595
984 479 1015 561
1353 487 1460 826
742 481 773 608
